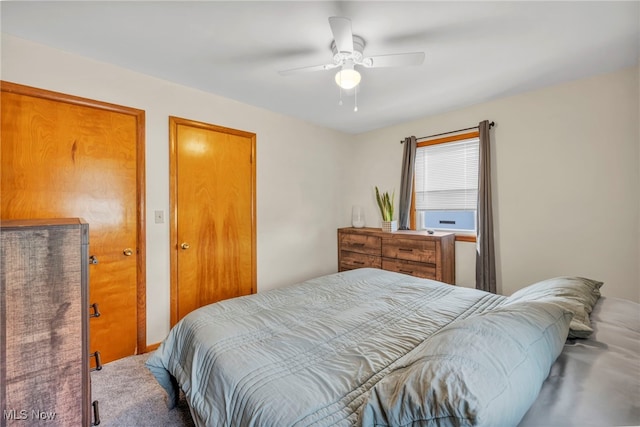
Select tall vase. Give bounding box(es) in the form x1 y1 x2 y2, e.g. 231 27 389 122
351 205 365 228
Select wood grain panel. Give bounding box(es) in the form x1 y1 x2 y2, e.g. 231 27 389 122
338 233 381 256
170 117 256 324
1 220 90 426
1 82 146 364
382 258 436 279
339 251 382 270
382 237 436 263
337 227 456 284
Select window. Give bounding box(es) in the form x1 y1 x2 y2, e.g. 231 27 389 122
414 132 479 234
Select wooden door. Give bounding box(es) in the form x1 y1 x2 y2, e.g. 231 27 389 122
169 117 256 324
1 82 146 364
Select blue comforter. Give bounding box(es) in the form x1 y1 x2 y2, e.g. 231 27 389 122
147 268 571 426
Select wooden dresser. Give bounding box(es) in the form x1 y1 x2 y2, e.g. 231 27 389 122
1 219 98 426
338 227 455 284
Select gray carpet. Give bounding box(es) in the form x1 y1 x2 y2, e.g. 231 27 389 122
91 353 194 427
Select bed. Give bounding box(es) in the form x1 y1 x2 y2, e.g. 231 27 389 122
146 268 639 427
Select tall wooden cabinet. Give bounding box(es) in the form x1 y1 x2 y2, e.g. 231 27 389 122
1 219 98 426
338 227 456 284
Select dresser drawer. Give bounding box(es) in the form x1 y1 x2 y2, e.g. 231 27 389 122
382 238 436 263
339 232 381 256
382 258 436 280
337 227 454 284
340 250 382 270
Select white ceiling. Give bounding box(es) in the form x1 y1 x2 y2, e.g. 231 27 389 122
2 1 639 134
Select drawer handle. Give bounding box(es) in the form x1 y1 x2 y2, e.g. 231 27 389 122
352 243 365 247
353 261 365 265
90 351 102 372
89 303 101 318
92 400 101 426
399 269 414 274
399 248 413 252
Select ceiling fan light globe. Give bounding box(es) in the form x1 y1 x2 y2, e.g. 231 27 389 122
335 68 361 90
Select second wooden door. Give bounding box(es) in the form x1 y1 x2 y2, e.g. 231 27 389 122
169 117 256 324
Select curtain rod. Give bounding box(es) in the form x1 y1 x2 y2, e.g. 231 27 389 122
400 121 495 143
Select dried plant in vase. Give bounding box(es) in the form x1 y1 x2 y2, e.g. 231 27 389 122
375 186 397 232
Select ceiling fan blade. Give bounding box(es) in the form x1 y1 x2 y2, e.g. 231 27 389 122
278 63 338 76
329 16 354 53
364 52 425 68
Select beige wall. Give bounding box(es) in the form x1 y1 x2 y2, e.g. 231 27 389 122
1 34 353 344
348 66 640 302
2 34 638 347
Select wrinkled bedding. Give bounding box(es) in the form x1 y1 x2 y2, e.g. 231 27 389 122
146 268 638 427
147 268 506 426
518 296 640 427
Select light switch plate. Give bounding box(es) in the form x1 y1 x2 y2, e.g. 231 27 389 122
154 210 164 224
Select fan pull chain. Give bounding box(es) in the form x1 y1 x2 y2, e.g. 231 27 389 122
338 86 343 106
354 86 358 112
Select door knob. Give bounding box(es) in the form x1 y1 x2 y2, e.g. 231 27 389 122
181 242 190 250
123 248 134 256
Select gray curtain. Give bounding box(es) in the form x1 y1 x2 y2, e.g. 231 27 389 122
399 136 417 230
476 120 496 293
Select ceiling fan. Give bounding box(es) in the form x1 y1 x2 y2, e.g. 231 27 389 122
278 16 426 93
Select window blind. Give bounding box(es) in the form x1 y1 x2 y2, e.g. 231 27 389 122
415 137 479 210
